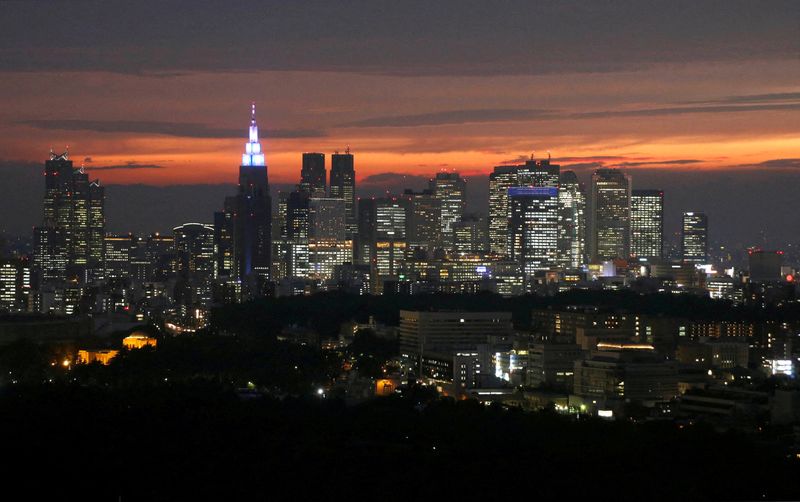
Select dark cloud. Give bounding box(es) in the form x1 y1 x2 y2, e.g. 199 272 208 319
344 109 553 128
612 159 703 168
343 102 800 129
0 1 795 76
360 172 431 186
497 155 532 166
570 103 800 120
730 158 800 170
561 162 605 171
87 162 164 171
18 119 326 139
679 92 800 105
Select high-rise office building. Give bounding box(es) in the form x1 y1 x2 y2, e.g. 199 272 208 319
34 150 105 284
0 258 31 313
517 157 560 188
589 169 631 261
229 104 271 288
213 207 234 278
330 149 356 236
173 223 216 308
309 198 347 242
631 190 664 260
557 171 586 269
300 152 326 196
374 197 409 278
405 189 440 253
33 226 67 283
453 216 487 254
430 172 465 249
308 197 351 280
488 165 518 256
356 198 377 267
269 191 291 281
104 234 135 280
488 158 560 258
286 190 310 278
508 187 559 276
682 212 708 264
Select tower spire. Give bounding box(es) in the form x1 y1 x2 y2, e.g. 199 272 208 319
242 102 265 167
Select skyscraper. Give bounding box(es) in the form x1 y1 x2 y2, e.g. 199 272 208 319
508 187 559 276
300 153 326 196
631 190 664 260
173 223 216 309
589 169 631 261
557 171 586 269
374 197 409 278
405 189 440 254
34 150 105 284
488 158 560 258
286 190 310 278
308 197 352 280
330 149 356 237
488 165 518 256
230 103 272 289
356 198 377 267
682 212 708 264
517 157 560 188
430 172 465 249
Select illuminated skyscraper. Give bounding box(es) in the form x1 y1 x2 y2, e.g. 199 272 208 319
589 169 631 261
374 197 409 278
173 223 216 308
488 158 560 258
330 149 356 237
231 103 272 289
405 189 440 253
104 234 135 280
557 171 586 269
308 197 352 280
517 157 560 188
508 187 559 276
453 215 487 254
488 165 518 256
682 212 708 264
286 190 310 278
34 150 105 284
631 190 664 260
0 258 31 313
300 152 326 196
430 172 465 249
356 198 377 266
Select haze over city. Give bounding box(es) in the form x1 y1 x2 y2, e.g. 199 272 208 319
0 0 798 243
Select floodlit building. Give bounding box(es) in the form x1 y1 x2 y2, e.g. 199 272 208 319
329 149 357 237
430 172 465 249
631 190 664 260
508 187 559 276
557 171 586 269
589 169 631 261
682 212 708 264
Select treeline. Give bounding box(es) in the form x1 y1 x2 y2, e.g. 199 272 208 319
0 382 796 500
210 289 797 340
0 334 341 394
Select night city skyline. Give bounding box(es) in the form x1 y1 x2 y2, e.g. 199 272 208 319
0 1 798 245
1 2 800 499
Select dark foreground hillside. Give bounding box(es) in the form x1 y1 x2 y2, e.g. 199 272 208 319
1 382 797 501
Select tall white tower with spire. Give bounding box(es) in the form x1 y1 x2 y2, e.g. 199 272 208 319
221 103 271 293
242 102 265 167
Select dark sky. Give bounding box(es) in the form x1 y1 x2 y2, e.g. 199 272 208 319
0 0 798 246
